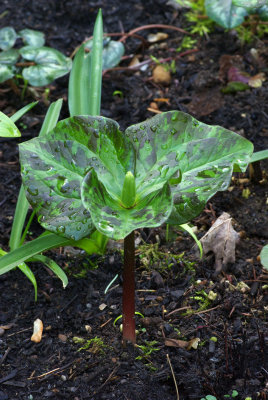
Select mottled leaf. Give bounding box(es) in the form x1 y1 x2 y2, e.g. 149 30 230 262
0 64 15 83
19 46 72 86
0 27 17 51
81 169 173 239
19 29 45 47
233 0 267 7
205 0 248 28
20 111 253 241
19 116 133 240
0 49 19 65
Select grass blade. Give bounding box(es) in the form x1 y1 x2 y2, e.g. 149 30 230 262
39 98 63 137
88 9 103 116
32 254 68 288
10 101 38 123
9 186 29 251
68 44 92 116
180 223 203 258
0 233 70 275
250 150 268 163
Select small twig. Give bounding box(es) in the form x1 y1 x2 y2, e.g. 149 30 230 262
7 327 32 337
0 347 11 366
166 354 179 400
94 365 119 394
99 318 112 329
28 360 76 380
165 306 192 317
185 304 221 317
119 23 191 43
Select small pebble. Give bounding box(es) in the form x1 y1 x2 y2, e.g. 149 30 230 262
58 334 67 343
0 328 5 337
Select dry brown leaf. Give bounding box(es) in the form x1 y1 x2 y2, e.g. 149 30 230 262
200 212 240 275
165 337 200 350
187 87 224 117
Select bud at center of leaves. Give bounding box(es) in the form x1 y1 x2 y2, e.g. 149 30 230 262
121 171 136 209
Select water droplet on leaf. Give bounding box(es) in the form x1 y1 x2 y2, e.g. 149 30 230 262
57 226 66 233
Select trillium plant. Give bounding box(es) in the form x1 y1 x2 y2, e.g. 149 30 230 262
19 111 253 344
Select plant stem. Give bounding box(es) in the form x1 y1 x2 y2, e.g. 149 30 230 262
122 230 136 345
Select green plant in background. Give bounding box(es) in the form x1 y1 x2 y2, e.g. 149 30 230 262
176 36 197 52
185 0 215 36
260 244 268 270
205 0 268 29
0 27 72 88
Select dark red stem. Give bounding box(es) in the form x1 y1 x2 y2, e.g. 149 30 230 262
122 230 136 345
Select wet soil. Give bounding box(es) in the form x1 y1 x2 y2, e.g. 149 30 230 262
0 1 267 399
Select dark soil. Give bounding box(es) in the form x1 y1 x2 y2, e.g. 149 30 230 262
0 1 267 399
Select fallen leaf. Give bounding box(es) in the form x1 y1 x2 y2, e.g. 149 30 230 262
165 337 200 350
31 318 43 343
187 87 224 117
199 212 240 275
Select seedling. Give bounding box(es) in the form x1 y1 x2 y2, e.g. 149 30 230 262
74 336 111 355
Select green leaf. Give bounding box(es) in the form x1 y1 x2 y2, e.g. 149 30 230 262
39 98 63 137
205 0 248 28
19 115 131 240
0 48 19 65
88 9 103 116
0 111 21 137
260 244 268 270
20 112 252 241
232 0 268 7
0 233 70 275
180 223 203 258
19 46 72 86
18 29 45 47
10 101 38 123
68 44 92 116
31 254 68 288
81 169 173 239
0 27 17 51
85 36 124 70
9 100 62 251
0 64 15 83
250 149 268 163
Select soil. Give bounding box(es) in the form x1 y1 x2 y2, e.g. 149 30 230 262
0 1 267 400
